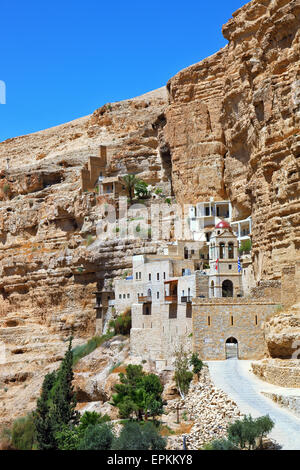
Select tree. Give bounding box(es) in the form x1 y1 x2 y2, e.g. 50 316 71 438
34 337 79 450
112 421 166 450
174 343 193 399
111 364 164 421
50 336 80 432
189 353 204 378
78 423 114 450
227 415 274 450
122 174 139 203
34 371 57 450
255 415 274 449
134 180 149 199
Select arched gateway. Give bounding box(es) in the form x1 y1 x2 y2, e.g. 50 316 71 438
225 337 238 359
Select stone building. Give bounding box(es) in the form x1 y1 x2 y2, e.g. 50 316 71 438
81 145 108 192
192 298 278 360
208 220 242 298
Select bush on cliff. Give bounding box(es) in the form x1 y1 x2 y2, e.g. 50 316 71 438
72 332 114 366
109 309 131 336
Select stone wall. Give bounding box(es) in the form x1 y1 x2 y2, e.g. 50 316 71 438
192 298 278 360
130 302 192 367
252 359 300 388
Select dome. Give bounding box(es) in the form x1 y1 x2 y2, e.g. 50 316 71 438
215 220 230 229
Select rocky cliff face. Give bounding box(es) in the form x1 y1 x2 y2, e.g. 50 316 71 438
165 0 300 283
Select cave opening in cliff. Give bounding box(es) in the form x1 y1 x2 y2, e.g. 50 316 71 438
160 145 174 196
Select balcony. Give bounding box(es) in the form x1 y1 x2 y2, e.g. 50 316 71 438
181 296 192 303
138 295 152 303
165 295 178 303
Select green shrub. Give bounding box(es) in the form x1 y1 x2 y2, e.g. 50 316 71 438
72 333 114 366
79 423 114 450
189 353 204 377
239 239 252 254
55 412 112 450
203 438 237 450
174 343 193 398
112 421 166 450
109 309 131 336
11 413 37 450
165 198 171 205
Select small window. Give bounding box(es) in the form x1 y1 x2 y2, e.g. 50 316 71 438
157 292 159 299
119 294 122 299
123 294 126 299
230 316 234 326
208 316 211 326
157 273 159 280
149 273 151 281
136 272 138 280
255 315 258 325
127 293 130 298
139 272 142 280
191 250 195 255
229 264 232 270
163 272 166 279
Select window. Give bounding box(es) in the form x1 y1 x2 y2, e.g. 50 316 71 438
228 243 234 259
229 264 232 270
219 242 225 259
208 316 211 326
123 294 126 299
127 293 130 298
205 207 210 216
255 315 258 325
157 273 159 280
139 272 142 280
163 272 166 279
136 272 138 280
157 292 159 299
119 294 121 299
149 273 151 281
191 250 195 255
230 316 234 326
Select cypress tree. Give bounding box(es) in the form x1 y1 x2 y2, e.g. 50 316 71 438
50 336 80 430
34 371 57 450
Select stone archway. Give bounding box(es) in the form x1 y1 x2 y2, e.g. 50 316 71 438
225 337 238 359
222 279 233 297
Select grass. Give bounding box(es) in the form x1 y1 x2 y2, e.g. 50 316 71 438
72 332 114 366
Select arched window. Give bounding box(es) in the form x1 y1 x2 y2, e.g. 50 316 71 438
228 242 234 259
147 288 152 298
210 280 214 297
219 242 225 259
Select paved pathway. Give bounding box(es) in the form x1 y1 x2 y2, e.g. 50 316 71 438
208 359 300 450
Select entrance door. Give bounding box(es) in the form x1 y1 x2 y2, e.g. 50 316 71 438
222 279 233 297
225 337 238 359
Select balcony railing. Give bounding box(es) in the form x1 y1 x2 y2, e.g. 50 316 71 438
165 295 178 303
181 296 192 303
138 295 152 303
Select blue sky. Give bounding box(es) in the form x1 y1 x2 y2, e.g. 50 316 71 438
0 0 247 142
